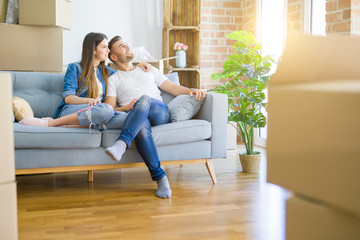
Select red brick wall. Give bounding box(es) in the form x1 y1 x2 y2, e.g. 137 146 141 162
287 0 305 33
199 0 256 90
326 0 360 35
200 0 242 90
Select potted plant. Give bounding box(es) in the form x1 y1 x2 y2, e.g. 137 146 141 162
210 31 273 173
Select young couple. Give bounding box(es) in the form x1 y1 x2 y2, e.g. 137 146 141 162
20 32 207 199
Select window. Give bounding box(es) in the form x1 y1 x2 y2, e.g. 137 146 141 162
255 0 286 146
307 0 326 36
255 0 326 147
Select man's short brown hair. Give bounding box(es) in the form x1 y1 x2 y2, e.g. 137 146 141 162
108 35 122 62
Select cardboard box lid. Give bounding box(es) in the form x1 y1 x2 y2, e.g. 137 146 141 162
272 33 360 86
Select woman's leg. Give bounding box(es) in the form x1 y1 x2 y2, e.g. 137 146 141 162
20 103 114 128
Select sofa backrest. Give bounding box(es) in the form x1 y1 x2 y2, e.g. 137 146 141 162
9 71 179 119
11 71 65 118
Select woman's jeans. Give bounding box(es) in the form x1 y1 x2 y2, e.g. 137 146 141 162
58 95 169 181
58 103 127 130
117 95 170 181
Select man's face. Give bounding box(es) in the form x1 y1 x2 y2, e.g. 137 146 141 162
110 40 134 63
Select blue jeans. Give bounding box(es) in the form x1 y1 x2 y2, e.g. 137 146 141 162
58 103 128 130
117 95 170 181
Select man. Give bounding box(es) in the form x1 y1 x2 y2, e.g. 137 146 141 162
104 36 206 199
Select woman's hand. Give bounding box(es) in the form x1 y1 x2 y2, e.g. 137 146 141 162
137 62 152 72
88 98 101 107
189 88 207 101
120 99 138 112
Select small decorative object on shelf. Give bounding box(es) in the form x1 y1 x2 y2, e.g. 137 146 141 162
174 42 188 68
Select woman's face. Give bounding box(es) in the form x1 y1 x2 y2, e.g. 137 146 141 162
94 38 109 62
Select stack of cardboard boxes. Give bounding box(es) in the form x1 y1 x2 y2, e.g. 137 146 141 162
267 34 360 239
0 0 71 72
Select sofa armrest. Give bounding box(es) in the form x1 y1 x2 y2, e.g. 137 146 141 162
195 92 228 158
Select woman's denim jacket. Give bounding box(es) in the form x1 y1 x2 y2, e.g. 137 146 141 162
54 62 115 118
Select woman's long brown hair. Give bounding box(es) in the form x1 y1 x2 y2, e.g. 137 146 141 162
76 32 110 99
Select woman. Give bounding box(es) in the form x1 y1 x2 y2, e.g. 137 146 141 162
20 32 148 128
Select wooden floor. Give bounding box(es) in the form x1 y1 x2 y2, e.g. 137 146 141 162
16 146 291 240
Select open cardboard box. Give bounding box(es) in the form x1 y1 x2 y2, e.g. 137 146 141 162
267 33 360 217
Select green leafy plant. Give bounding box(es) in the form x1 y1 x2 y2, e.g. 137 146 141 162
210 31 273 155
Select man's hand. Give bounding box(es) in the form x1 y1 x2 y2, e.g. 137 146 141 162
189 88 207 100
137 62 152 72
121 99 138 112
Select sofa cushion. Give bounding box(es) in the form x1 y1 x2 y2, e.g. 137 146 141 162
101 119 211 148
11 71 64 118
161 72 179 105
13 96 34 121
14 123 102 148
167 95 205 122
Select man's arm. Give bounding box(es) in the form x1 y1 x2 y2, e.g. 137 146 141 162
103 96 137 112
159 80 207 100
103 96 117 109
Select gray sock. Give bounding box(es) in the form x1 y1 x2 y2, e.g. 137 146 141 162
105 140 127 162
156 175 172 198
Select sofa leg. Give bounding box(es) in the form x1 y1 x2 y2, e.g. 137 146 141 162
205 159 217 184
88 170 94 182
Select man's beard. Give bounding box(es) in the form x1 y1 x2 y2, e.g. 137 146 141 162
119 53 134 63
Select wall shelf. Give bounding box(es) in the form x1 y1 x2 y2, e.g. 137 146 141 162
163 0 200 89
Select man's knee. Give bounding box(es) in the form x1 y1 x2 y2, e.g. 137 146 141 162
137 95 151 106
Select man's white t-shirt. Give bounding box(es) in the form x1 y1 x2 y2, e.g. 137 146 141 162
107 67 167 106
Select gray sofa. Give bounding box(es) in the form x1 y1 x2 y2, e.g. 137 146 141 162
11 71 228 183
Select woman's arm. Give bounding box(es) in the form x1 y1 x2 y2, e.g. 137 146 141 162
136 62 152 72
62 63 100 106
64 95 100 106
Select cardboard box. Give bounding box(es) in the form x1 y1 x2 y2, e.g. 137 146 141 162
0 182 18 240
287 195 360 240
0 23 63 72
0 0 8 23
19 0 71 29
273 33 360 86
0 73 15 184
267 80 360 216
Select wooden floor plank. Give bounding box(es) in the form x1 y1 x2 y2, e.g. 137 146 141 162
16 146 290 240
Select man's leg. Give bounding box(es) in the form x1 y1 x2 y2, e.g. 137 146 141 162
104 95 172 198
135 120 171 198
105 95 169 161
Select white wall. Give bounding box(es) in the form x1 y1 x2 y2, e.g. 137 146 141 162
63 0 163 65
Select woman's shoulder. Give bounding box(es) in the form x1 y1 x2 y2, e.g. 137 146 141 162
67 62 82 71
64 62 82 80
